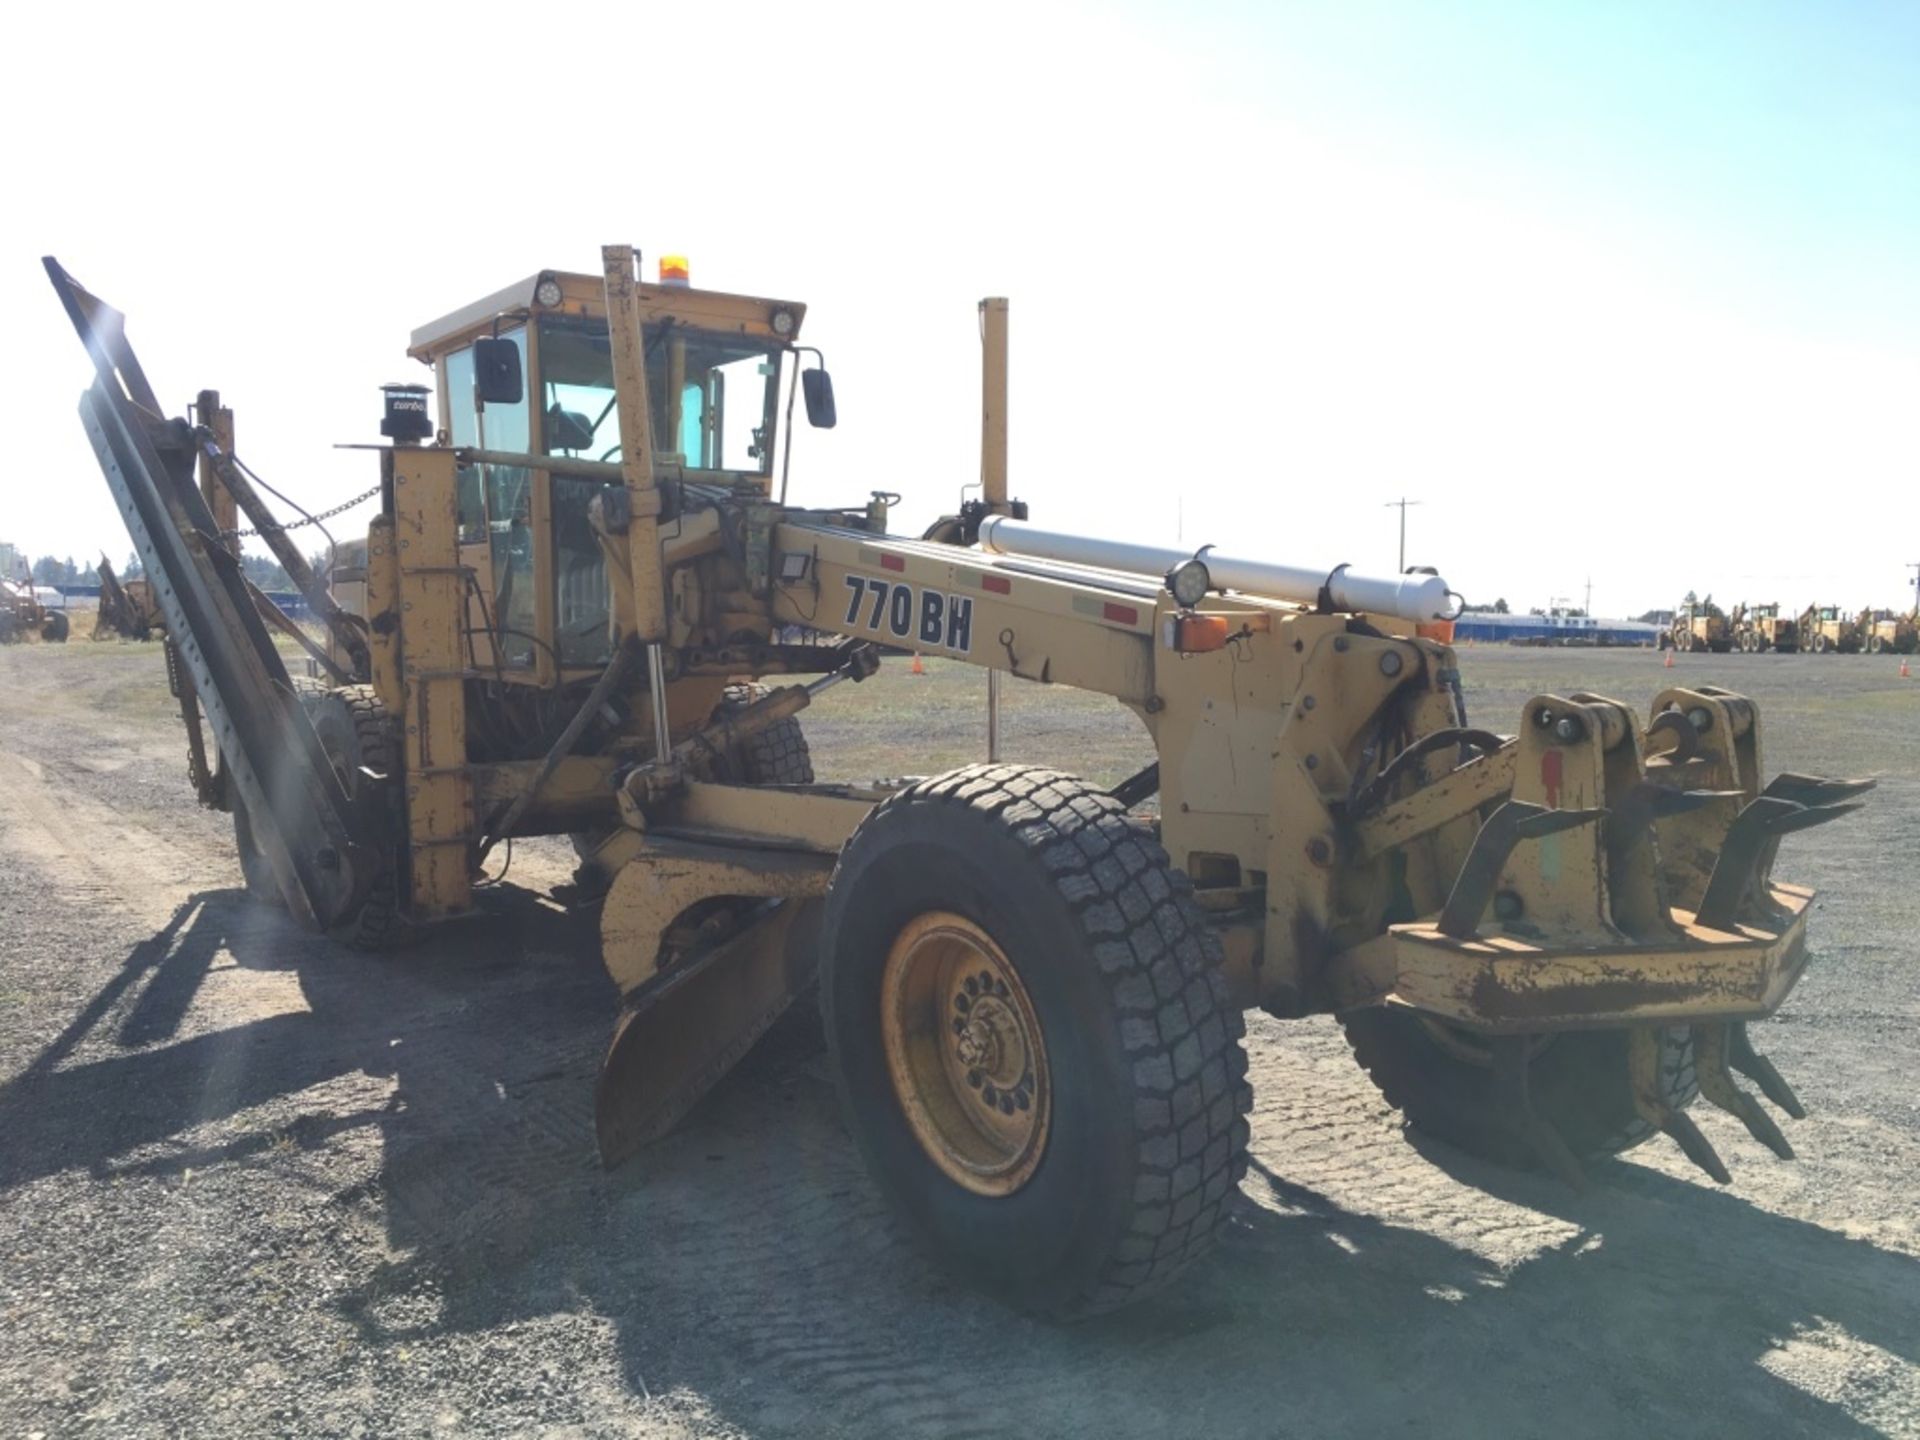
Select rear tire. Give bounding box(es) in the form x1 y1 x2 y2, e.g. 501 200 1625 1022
41 611 69 643
1342 1010 1698 1168
706 682 815 785
821 763 1252 1318
234 682 407 948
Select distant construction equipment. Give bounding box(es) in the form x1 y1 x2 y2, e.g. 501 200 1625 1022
0 576 69 644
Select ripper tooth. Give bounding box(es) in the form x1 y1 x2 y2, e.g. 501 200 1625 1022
1693 1024 1795 1160
1630 1028 1731 1184
1728 1021 1807 1120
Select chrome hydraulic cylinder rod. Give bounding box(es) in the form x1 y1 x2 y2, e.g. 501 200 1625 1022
975 516 1457 623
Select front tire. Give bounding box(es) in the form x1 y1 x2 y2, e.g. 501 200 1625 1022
821 764 1251 1318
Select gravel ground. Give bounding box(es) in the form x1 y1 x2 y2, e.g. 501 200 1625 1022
1 642 1916 1438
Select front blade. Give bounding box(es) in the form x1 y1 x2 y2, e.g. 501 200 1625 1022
595 899 821 1166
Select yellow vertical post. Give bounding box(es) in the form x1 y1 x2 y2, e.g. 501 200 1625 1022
601 244 669 645
196 389 239 557
979 298 1010 512
391 446 473 917
365 514 404 717
979 298 1010 760
602 244 675 759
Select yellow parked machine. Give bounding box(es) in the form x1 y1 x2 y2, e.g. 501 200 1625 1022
48 250 1871 1317
93 556 162 640
1732 602 1797 654
1863 608 1918 655
1665 600 1731 653
0 576 70 644
1799 604 1866 655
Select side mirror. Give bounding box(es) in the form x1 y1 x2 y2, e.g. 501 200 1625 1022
802 368 837 429
474 336 523 406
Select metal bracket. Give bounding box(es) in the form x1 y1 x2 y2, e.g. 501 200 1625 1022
1437 800 1606 938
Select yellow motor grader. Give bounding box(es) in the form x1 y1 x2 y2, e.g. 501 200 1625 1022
93 556 162 640
48 250 1870 1318
1863 607 1918 655
1798 604 1866 655
1732 602 1797 654
1665 600 1731 653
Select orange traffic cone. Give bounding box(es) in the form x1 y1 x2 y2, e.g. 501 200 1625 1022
1902 657 1912 678
910 653 927 676
1664 649 1675 668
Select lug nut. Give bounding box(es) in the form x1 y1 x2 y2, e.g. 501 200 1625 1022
1554 715 1584 742
1379 650 1404 677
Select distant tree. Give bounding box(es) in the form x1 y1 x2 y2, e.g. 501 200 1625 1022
1492 597 1510 614
238 553 294 591
123 551 144 580
31 555 61 585
1528 606 1545 616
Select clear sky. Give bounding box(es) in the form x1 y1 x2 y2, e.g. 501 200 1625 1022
3 0 1914 616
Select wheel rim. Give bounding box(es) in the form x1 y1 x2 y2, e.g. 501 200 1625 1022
880 912 1051 1196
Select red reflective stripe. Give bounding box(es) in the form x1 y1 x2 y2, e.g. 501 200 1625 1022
1103 602 1138 624
982 574 1011 594
880 554 905 572
1540 749 1563 808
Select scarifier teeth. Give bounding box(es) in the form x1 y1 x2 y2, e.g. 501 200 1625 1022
1629 1028 1731 1185
1660 1110 1733 1186
1693 1024 1795 1160
1492 1036 1586 1191
1763 772 1878 806
1728 1021 1807 1120
1695 796 1863 932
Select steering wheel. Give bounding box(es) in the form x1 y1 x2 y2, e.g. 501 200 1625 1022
599 445 622 463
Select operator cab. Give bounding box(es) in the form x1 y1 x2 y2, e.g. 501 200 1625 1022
407 261 828 680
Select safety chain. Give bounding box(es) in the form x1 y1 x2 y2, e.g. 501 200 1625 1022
223 483 381 539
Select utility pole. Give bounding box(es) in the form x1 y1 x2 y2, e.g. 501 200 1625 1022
1584 576 1592 617
1384 497 1422 573
1907 563 1919 613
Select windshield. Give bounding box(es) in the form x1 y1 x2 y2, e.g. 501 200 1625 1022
538 317 782 474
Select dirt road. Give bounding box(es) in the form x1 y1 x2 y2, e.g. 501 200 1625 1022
2 643 1916 1438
